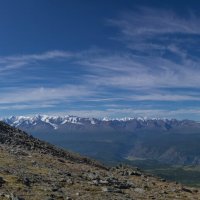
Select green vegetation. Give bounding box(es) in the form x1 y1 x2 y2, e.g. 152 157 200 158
148 166 200 187
123 159 200 188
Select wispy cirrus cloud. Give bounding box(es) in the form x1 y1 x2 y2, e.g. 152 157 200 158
1 7 200 118
45 108 200 120
0 104 55 110
0 85 93 104
0 50 73 73
74 8 200 90
108 7 200 53
77 52 200 89
109 8 200 35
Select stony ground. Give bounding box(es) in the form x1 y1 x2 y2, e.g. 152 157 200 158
0 122 199 200
0 144 199 200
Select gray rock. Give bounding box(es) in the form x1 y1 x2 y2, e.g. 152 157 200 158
182 187 193 193
0 177 5 186
10 193 25 200
134 188 145 194
23 177 31 186
101 187 123 193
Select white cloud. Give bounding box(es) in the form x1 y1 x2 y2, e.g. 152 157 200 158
107 7 200 62
0 50 73 73
0 85 94 104
0 104 54 110
76 52 200 89
43 108 200 120
108 7 200 39
73 9 200 90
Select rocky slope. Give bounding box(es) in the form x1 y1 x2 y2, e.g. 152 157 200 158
0 121 199 200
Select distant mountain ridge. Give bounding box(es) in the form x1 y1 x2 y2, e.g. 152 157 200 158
2 114 200 131
2 115 200 166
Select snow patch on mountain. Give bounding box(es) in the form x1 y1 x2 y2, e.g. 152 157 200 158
1 115 97 129
2 114 199 131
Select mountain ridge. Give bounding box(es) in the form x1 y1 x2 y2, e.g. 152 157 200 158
2 114 199 131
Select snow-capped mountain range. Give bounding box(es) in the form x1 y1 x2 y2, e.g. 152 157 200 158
2 114 199 131
3 115 87 130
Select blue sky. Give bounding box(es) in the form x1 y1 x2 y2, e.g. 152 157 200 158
1 0 200 119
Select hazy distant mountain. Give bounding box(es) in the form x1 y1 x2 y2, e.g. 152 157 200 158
3 114 200 132
3 115 200 166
